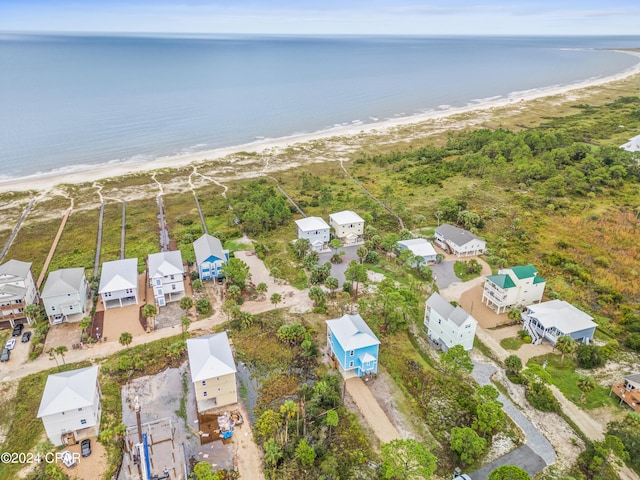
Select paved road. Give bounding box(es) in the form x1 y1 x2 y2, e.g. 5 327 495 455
430 260 457 289
470 444 547 480
318 245 361 285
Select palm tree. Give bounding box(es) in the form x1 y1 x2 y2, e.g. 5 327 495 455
119 332 133 350
180 316 191 339
256 282 268 300
270 293 282 310
54 345 68 365
179 296 193 313
280 400 298 445
577 375 597 403
25 304 40 323
47 348 59 367
555 335 577 363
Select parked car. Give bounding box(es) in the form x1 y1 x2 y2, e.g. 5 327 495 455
21 331 31 343
0 348 9 362
11 323 24 337
80 439 91 457
5 338 16 350
60 450 76 468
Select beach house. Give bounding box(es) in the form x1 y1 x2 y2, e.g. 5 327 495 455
41 268 90 324
611 374 640 413
0 259 39 328
187 332 238 412
434 224 486 257
482 265 546 314
98 258 139 309
326 313 380 378
37 365 102 446
329 210 365 245
521 299 597 345
147 250 185 307
294 216 331 251
193 234 229 281
425 293 477 351
397 238 438 265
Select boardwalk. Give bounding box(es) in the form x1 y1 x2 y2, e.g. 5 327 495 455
94 202 104 277
121 201 126 259
36 207 72 288
0 198 35 262
267 176 305 217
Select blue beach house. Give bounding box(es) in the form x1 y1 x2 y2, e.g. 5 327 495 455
326 313 380 379
193 234 229 281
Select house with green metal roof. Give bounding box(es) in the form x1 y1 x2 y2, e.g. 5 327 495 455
482 265 546 314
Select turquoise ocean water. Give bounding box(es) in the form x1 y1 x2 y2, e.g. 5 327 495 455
1 34 639 179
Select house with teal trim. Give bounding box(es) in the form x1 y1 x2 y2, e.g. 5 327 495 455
482 265 546 314
193 234 229 281
326 313 380 379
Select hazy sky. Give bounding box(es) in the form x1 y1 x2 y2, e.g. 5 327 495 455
1 0 640 35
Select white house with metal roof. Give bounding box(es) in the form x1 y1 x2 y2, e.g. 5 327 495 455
187 332 238 412
193 234 229 281
482 265 546 314
37 365 102 446
329 210 365 245
326 313 380 378
621 134 640 152
147 251 185 307
522 300 597 345
295 216 331 251
98 258 139 309
434 224 486 257
397 238 438 265
0 259 38 327
42 268 90 324
425 292 477 351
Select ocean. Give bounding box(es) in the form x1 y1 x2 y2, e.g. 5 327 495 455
1 33 640 180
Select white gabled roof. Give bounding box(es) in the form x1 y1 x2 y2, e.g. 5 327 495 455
426 292 476 327
42 268 86 298
621 134 640 152
397 238 437 257
148 251 184 279
187 332 237 382
37 366 99 418
326 313 380 351
295 216 330 232
193 234 226 267
329 210 364 226
527 300 596 334
0 259 32 282
98 258 138 294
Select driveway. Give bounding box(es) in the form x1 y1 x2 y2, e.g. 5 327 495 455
469 361 556 479
318 245 360 286
430 260 457 289
345 377 401 444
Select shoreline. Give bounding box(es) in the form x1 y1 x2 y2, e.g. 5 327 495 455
2 50 640 195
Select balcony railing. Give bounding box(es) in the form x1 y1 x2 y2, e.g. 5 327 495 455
611 383 640 413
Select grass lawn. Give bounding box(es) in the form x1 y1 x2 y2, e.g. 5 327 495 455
528 354 618 409
100 201 124 264
124 197 161 272
453 261 482 282
500 337 525 351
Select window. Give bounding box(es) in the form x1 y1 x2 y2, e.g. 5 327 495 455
52 306 56 311
201 380 206 386
349 361 354 367
171 284 176 290
350 350 354 356
80 419 87 425
170 275 175 280
203 391 208 397
78 408 83 412
438 319 441 324
218 387 221 392
216 377 220 381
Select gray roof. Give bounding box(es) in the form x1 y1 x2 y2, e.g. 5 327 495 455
98 258 138 293
187 332 237 382
397 238 437 257
295 216 330 232
329 210 364 226
0 259 32 282
624 373 640 384
193 234 226 267
621 134 640 152
326 313 380 350
426 292 476 327
42 268 86 298
435 224 483 247
527 300 596 334
148 251 184 279
37 366 99 418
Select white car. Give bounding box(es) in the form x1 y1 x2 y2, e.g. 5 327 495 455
5 338 16 350
60 451 76 468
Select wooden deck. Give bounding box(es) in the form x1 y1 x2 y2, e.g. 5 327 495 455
611 383 640 413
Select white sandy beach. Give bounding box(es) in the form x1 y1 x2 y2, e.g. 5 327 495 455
1 50 639 195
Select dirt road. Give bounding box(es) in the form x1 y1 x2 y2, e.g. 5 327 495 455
234 400 265 480
345 377 401 444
